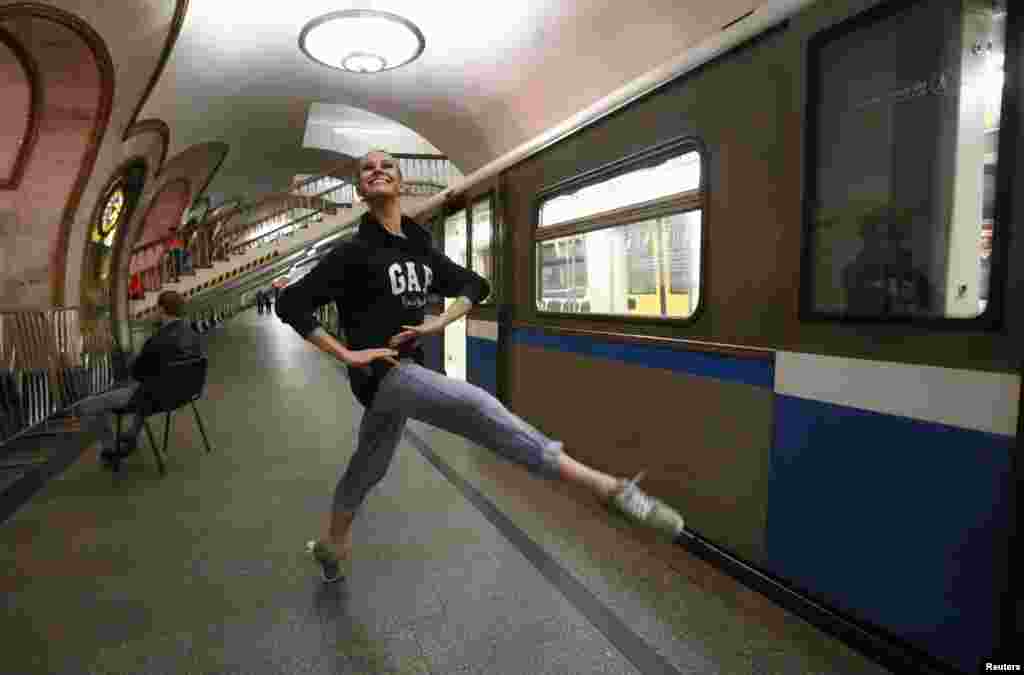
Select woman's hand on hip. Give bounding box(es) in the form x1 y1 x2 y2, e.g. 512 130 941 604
388 317 446 348
344 348 399 370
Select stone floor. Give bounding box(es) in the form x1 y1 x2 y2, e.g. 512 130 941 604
0 309 892 674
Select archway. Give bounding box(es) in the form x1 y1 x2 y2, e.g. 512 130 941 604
0 6 114 307
0 27 40 190
135 178 192 249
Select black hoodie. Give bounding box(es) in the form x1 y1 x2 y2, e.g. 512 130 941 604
277 211 490 407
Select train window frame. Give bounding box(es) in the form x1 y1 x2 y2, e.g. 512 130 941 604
435 190 499 306
424 210 448 308
798 0 1018 329
532 135 707 325
469 192 498 305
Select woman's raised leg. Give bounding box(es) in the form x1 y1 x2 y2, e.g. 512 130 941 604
374 362 685 539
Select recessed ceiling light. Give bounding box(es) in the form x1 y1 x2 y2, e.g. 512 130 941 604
332 126 394 134
299 10 425 74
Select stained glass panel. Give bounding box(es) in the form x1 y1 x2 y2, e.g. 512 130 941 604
92 186 124 247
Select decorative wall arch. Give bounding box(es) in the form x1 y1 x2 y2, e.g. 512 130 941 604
123 0 189 134
124 119 170 176
184 194 211 228
0 27 40 190
133 177 192 250
112 141 227 328
0 3 115 307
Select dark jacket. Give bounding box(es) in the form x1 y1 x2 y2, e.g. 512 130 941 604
276 211 490 407
131 319 203 381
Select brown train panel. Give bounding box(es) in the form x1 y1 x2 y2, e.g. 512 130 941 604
499 0 1019 375
507 342 773 564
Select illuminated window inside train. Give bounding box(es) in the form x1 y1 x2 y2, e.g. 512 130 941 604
470 197 494 303
805 0 1007 320
535 142 702 319
539 151 701 228
536 213 701 317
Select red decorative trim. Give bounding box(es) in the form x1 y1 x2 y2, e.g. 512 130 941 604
132 233 176 255
0 27 40 190
125 118 170 173
0 5 117 307
124 0 189 134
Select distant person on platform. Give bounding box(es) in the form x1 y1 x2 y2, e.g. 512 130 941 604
167 227 185 282
276 149 686 584
262 288 272 315
73 290 202 462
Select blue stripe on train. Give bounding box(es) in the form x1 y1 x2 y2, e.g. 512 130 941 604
467 336 498 397
509 328 774 389
766 393 1013 673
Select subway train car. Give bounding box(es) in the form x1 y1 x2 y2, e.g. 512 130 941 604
419 1 1021 672
0 0 1018 673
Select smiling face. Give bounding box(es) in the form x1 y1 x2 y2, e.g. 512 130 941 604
356 150 402 202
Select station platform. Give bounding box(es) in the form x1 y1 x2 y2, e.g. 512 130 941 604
1 309 891 674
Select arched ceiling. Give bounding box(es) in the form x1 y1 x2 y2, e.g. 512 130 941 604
138 0 763 201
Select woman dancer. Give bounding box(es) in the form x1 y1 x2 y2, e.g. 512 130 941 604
276 150 685 582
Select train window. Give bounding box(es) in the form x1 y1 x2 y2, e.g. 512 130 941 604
470 197 495 303
626 222 657 295
539 241 565 292
536 211 702 318
572 237 587 289
535 138 703 319
804 0 1009 321
444 208 468 266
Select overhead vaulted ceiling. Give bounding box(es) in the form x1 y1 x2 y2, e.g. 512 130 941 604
139 0 759 201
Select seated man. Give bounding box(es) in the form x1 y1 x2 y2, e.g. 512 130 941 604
73 290 202 461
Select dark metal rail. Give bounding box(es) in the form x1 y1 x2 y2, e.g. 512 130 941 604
0 308 117 446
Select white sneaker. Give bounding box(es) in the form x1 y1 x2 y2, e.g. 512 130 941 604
609 472 685 540
306 540 345 583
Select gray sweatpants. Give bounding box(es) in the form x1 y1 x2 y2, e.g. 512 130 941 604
72 382 146 450
333 361 563 512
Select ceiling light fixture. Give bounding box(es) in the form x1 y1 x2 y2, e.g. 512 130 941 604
299 9 425 74
332 126 395 134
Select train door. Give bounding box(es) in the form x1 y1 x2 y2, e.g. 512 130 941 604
443 210 467 380
537 236 589 313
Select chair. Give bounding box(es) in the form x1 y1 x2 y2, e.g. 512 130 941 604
109 356 213 476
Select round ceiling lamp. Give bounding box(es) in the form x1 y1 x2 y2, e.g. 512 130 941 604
299 10 425 74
